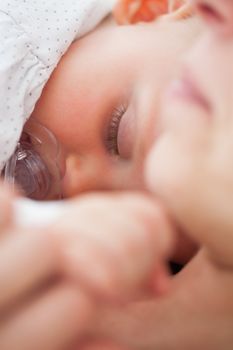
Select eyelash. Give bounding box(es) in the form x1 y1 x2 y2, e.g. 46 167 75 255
106 104 127 156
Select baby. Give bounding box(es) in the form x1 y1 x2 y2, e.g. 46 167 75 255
86 0 233 349
0 1 194 201
22 1 199 266
1 0 233 349
0 0 200 264
31 2 199 199
0 1 193 349
35 0 233 348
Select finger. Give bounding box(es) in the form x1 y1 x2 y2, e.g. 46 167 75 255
149 263 171 296
113 0 168 25
168 0 186 12
0 284 94 350
97 196 173 299
0 231 60 310
165 1 194 20
88 252 233 350
56 193 174 301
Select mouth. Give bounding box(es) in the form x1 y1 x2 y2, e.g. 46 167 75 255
165 70 211 114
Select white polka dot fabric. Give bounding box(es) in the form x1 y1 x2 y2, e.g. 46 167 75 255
0 0 116 171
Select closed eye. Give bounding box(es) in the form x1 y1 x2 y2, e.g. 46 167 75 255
106 104 127 156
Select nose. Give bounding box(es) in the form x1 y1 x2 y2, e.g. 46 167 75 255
62 155 111 197
63 153 146 198
191 0 233 35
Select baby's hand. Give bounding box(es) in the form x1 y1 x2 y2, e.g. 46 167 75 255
0 182 97 350
113 0 191 24
52 192 174 302
113 0 168 25
168 0 186 12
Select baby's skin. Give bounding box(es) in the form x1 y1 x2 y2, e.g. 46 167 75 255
0 183 174 350
85 1 233 349
32 14 200 199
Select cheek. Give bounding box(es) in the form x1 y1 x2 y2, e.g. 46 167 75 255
210 127 233 188
52 105 101 155
145 119 209 198
161 91 211 148
145 133 184 197
56 120 88 152
145 130 206 206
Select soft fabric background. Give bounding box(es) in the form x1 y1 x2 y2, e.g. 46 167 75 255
0 0 115 171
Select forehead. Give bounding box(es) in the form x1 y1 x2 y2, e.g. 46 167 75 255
68 17 200 77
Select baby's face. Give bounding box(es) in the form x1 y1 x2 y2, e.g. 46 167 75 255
146 0 233 264
32 16 199 196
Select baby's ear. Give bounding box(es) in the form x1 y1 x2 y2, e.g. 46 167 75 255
113 0 169 25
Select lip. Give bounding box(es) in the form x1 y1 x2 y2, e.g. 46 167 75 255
166 71 211 114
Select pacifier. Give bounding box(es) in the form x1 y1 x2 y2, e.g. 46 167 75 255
3 119 64 200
